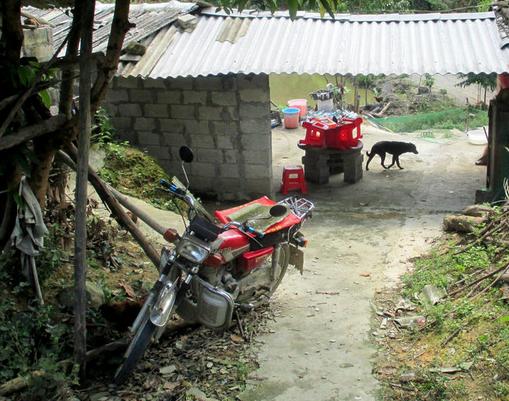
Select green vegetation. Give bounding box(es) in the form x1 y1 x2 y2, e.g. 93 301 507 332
375 107 488 133
0 249 76 397
92 108 182 212
98 141 181 212
377 215 509 400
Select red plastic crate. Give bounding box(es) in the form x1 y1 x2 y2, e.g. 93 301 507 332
299 117 362 150
325 117 363 150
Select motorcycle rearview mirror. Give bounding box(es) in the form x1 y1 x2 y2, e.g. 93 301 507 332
179 146 194 163
269 204 288 218
178 146 194 189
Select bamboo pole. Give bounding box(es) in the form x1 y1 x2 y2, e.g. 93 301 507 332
74 0 95 378
59 148 162 269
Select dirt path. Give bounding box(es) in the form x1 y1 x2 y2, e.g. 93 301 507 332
239 125 485 401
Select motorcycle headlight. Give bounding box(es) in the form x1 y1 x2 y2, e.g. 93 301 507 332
177 236 210 263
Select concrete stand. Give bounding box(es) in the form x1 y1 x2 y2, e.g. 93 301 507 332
301 142 364 184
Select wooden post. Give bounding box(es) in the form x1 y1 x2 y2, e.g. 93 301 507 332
74 0 96 378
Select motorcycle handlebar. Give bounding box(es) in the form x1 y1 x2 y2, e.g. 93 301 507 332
224 221 264 238
160 179 186 197
160 179 264 238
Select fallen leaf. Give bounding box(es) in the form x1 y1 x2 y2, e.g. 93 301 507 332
230 334 244 343
360 272 371 277
119 281 137 299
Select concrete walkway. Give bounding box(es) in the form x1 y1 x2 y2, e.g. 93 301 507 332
239 125 484 401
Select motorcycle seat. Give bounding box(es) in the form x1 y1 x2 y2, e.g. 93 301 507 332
215 196 301 234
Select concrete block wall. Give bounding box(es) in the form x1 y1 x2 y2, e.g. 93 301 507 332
104 74 272 200
22 27 54 62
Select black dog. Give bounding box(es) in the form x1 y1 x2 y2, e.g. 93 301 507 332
366 141 418 171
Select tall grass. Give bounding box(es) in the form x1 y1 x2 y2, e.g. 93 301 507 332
375 107 488 133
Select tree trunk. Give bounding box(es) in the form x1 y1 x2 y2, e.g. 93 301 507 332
91 0 131 112
74 0 96 379
0 0 23 65
59 0 83 119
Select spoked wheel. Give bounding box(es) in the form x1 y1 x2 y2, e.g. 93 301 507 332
114 317 157 385
248 244 290 308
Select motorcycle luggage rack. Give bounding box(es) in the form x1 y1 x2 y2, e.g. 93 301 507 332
279 196 314 219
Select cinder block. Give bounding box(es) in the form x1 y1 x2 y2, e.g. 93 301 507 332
128 89 154 103
191 134 215 148
243 150 270 165
111 116 133 129
239 88 269 103
198 106 223 121
239 103 270 119
237 74 269 90
223 149 238 163
244 177 272 194
217 178 242 193
241 135 271 151
221 107 239 121
211 91 237 106
183 120 210 135
138 131 161 146
240 119 263 135
183 90 207 104
157 90 182 104
118 103 142 117
222 76 238 91
143 145 171 161
162 132 186 147
106 89 129 103
103 103 118 116
159 160 181 175
343 153 364 183
22 27 53 62
245 164 270 179
144 103 169 118
143 78 166 89
191 162 217 178
196 149 222 163
167 77 194 90
160 119 185 133
188 176 215 191
172 105 197 120
134 117 156 131
219 164 240 178
116 76 140 89
216 135 234 149
194 76 224 91
117 130 137 145
212 121 238 136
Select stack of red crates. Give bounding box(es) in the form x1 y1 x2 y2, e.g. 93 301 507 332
299 117 363 150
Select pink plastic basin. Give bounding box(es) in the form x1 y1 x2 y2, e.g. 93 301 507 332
288 99 308 118
283 107 300 129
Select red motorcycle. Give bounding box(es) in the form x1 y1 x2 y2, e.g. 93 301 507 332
114 146 314 383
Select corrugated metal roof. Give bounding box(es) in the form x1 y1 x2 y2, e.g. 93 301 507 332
118 9 509 77
22 1 197 54
20 3 509 77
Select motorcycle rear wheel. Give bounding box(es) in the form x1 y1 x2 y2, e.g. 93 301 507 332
114 318 156 384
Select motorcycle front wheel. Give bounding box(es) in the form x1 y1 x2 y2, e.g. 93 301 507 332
114 318 156 384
